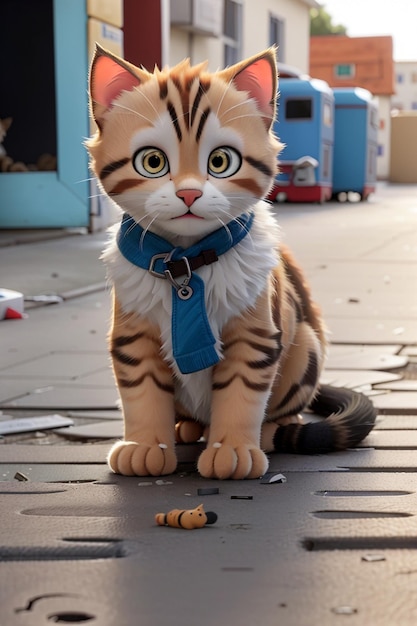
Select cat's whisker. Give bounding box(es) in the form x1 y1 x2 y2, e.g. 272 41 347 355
89 193 107 200
132 86 160 119
117 213 146 237
219 97 274 125
75 176 97 184
122 217 138 239
215 78 235 120
222 112 274 124
121 212 158 241
213 206 240 224
217 208 256 249
112 101 154 125
224 194 255 202
167 107 189 128
139 213 160 250
215 216 233 245
218 95 247 120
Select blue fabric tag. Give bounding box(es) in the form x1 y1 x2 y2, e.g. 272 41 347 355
116 213 254 374
171 276 218 374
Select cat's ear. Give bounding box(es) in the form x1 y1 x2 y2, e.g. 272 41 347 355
221 48 278 129
89 46 144 128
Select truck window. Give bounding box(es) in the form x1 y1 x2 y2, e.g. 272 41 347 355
285 98 312 120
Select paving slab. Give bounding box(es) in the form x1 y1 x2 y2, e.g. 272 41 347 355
276 185 417 266
304 261 417 320
2 472 417 625
58 420 123 440
1 385 119 410
320 369 401 389
2 444 417 475
0 291 110 354
401 346 417 357
263 449 417 472
0 291 114 412
276 185 417 345
360 430 417 448
66 410 121 421
375 415 417 430
324 317 417 345
0 351 109 379
325 344 407 370
0 444 111 464
0 230 107 297
374 379 417 391
0 463 110 483
372 392 417 413
0 379 46 404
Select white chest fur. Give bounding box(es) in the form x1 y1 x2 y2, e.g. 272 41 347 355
103 202 280 421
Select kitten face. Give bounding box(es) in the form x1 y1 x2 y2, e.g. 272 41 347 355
88 49 282 243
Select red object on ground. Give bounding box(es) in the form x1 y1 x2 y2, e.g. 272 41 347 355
4 307 24 319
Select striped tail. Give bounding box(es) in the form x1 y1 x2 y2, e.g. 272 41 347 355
272 385 377 454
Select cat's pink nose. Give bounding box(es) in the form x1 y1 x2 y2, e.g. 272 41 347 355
176 189 202 208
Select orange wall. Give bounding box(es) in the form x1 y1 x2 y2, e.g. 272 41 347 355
310 35 394 95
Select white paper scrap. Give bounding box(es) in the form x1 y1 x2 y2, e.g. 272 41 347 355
0 415 74 435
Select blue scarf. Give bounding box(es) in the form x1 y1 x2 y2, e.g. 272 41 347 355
116 212 254 374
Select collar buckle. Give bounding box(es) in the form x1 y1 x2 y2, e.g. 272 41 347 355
149 251 194 300
148 253 170 278
164 255 194 300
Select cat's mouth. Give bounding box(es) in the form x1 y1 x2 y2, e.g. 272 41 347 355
174 211 204 220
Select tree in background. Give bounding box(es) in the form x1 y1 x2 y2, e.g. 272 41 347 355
310 6 347 36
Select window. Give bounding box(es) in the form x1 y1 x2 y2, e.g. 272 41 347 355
269 14 285 62
396 73 404 83
412 102 417 110
285 98 312 120
224 0 242 66
334 64 355 79
323 102 332 126
412 72 417 84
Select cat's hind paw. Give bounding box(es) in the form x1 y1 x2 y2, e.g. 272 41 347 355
197 442 268 480
175 419 205 443
108 440 177 476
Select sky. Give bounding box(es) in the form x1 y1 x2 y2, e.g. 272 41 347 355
320 0 417 61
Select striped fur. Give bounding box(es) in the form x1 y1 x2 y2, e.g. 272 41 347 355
87 46 376 479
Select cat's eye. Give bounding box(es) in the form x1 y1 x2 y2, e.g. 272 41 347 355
208 147 241 178
133 147 169 178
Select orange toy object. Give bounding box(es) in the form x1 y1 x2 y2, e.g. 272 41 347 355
155 504 217 529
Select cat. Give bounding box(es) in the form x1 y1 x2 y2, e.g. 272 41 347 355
86 45 376 480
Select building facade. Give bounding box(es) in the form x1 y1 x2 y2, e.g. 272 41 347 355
392 61 417 112
170 0 317 73
309 35 395 179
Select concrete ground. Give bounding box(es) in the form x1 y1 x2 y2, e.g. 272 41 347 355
1 182 417 625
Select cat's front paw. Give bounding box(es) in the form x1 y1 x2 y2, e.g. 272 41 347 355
108 440 177 476
197 442 268 480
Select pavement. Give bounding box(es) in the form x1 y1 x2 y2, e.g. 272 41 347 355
1 182 417 625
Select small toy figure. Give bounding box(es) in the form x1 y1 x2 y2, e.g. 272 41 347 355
155 504 217 529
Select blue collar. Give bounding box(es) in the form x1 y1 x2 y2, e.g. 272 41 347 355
116 212 254 374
